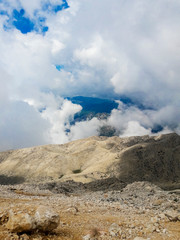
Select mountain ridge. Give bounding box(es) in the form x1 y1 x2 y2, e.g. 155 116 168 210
0 133 179 190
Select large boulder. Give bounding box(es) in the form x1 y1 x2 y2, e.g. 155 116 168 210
34 206 60 232
6 205 60 233
6 210 34 233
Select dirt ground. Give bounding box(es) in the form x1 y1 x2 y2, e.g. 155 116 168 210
0 183 179 240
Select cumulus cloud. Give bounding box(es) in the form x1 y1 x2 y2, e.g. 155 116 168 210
0 0 180 150
120 121 151 137
0 101 49 151
69 118 102 141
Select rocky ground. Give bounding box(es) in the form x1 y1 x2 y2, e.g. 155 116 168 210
0 181 179 240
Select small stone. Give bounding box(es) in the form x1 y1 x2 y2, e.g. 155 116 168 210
10 234 19 240
158 213 166 219
155 228 160 233
0 211 9 224
121 233 126 239
109 223 121 237
165 210 180 222
82 234 97 240
66 207 78 215
145 223 156 233
19 234 30 240
152 199 164 206
150 216 159 224
82 234 91 240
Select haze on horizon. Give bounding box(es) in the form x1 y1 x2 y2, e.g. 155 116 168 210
0 0 180 151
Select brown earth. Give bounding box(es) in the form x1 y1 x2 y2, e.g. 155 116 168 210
0 182 179 240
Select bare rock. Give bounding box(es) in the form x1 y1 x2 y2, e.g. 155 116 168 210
0 210 9 225
109 223 121 237
19 234 30 240
165 210 180 222
150 216 159 224
145 223 156 233
6 210 34 233
82 234 92 240
6 206 60 233
34 206 60 232
82 234 98 240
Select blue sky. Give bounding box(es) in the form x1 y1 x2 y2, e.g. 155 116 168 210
1 0 69 34
0 0 180 150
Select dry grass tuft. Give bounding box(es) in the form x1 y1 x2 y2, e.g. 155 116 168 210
90 227 101 237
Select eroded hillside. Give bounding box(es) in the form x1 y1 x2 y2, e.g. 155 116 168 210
0 133 179 189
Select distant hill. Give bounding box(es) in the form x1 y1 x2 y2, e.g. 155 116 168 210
68 96 119 114
66 96 118 124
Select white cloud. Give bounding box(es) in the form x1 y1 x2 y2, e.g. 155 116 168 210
0 101 49 151
69 118 102 141
19 0 42 16
120 121 151 137
0 0 180 150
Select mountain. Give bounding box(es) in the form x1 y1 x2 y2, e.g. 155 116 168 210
66 96 119 124
0 133 179 190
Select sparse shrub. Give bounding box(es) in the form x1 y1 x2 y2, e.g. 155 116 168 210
59 174 64 179
90 227 100 237
72 169 82 174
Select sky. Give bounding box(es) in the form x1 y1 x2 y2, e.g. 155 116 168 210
0 0 180 150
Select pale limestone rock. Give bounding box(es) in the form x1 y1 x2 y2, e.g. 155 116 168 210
108 223 121 237
158 213 166 220
0 210 9 224
82 234 97 240
19 234 30 240
6 210 34 233
145 223 156 233
6 206 60 233
150 216 159 224
34 206 60 232
165 210 180 222
82 234 91 240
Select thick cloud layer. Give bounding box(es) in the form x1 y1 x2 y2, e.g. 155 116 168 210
0 0 180 150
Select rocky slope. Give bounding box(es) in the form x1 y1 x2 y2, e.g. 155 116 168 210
0 181 179 239
0 133 179 189
0 133 179 239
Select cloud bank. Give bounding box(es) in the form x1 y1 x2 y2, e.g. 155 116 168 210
0 0 180 150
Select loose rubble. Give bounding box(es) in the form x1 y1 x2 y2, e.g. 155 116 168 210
0 181 179 239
